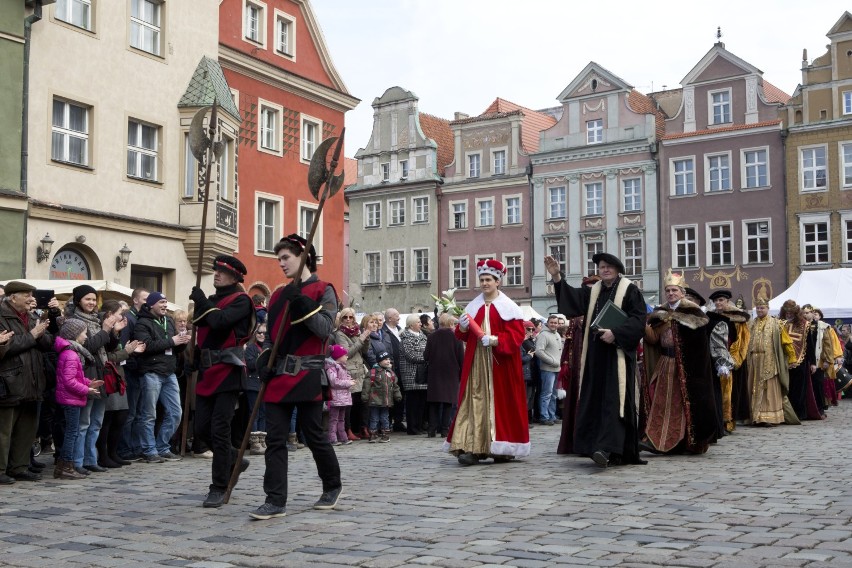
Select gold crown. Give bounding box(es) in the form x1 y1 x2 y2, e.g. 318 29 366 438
663 268 686 288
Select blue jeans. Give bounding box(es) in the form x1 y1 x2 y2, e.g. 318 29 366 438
539 371 557 422
74 396 105 467
369 407 390 432
245 389 267 432
60 405 82 463
118 370 146 458
140 372 182 456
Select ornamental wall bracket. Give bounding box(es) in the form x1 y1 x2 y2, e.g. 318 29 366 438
605 169 618 179
692 265 749 289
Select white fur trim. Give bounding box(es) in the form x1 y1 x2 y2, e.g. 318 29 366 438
464 291 524 321
490 441 530 458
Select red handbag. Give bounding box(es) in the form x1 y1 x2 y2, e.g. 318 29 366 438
103 361 125 396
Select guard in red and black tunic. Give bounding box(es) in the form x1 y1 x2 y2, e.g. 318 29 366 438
249 234 342 521
189 255 255 509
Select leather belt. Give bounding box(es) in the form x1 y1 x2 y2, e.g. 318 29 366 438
200 346 246 368
275 354 326 376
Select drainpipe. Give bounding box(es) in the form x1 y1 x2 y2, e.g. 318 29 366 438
526 163 534 305
21 1 46 277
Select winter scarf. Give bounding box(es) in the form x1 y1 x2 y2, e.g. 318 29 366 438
71 307 108 365
339 324 361 338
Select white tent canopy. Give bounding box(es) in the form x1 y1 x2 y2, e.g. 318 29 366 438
768 268 852 319
0 279 183 311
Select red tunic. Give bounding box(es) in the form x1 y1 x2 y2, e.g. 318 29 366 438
195 291 253 397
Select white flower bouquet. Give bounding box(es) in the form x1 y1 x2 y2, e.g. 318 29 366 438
431 288 465 317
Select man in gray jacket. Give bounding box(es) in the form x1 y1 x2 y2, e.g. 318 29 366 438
535 315 563 425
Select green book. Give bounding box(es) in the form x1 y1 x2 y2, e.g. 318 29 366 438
590 300 628 332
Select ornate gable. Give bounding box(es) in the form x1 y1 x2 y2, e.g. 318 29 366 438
557 62 633 102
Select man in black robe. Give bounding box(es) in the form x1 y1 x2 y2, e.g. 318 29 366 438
544 253 647 468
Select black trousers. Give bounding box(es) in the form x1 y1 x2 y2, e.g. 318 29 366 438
194 391 239 492
428 402 452 435
405 390 427 433
263 400 340 507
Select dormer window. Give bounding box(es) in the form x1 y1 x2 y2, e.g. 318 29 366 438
710 90 731 124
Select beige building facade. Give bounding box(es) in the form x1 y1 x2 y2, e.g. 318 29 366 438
782 11 852 283
23 0 239 302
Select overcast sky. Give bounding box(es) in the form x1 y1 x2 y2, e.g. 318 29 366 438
312 1 849 158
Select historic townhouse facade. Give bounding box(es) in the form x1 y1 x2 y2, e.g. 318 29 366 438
346 87 452 314
220 0 357 299
653 43 789 307
25 0 239 298
440 98 555 307
530 63 663 313
782 12 852 283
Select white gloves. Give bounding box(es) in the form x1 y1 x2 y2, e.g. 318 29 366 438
717 365 730 376
556 388 567 400
481 335 498 348
459 313 470 332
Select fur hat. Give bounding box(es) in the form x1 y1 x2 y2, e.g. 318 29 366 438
59 318 87 341
329 344 348 360
72 284 97 305
213 255 247 283
476 258 505 280
4 281 36 295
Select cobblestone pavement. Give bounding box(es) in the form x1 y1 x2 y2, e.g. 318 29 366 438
2 401 852 568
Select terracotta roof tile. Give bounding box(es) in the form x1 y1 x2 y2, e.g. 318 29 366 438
662 119 781 141
450 98 556 153
343 157 357 186
762 80 791 104
419 113 453 175
628 90 666 141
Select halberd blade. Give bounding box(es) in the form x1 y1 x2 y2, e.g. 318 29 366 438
307 137 337 199
189 107 212 162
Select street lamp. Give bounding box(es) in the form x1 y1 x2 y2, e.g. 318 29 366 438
116 243 132 271
36 233 54 263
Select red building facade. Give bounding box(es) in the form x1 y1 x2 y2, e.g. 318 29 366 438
219 0 358 297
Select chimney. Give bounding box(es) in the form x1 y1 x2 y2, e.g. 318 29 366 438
454 112 469 121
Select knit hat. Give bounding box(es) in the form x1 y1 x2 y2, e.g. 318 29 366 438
330 344 348 360
376 351 391 363
4 281 36 295
146 292 166 307
59 318 87 341
72 284 97 306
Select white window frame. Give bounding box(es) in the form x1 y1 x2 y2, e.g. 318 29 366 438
450 256 469 289
742 218 772 265
584 182 603 216
502 253 523 287
450 200 468 230
364 251 382 284
705 152 732 193
183 132 197 198
467 152 481 178
364 201 381 229
741 146 769 189
411 248 429 281
844 91 852 116
51 98 90 167
585 241 604 276
672 225 698 269
273 8 296 59
709 88 731 125
380 162 390 182
388 199 405 226
586 118 603 144
671 157 696 196
388 249 405 283
257 98 282 156
399 159 409 180
298 201 322 262
255 192 282 254
800 144 828 192
300 114 322 163
799 213 831 266
127 118 159 182
548 186 566 220
840 141 852 189
475 197 494 228
622 178 642 212
55 0 93 31
412 196 429 223
841 212 852 263
243 0 267 48
129 0 162 57
503 194 521 225
492 147 507 175
706 222 734 267
218 135 235 202
622 237 643 277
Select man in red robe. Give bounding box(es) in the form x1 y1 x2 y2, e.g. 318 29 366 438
444 259 529 465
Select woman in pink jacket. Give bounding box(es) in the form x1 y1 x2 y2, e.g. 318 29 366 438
54 319 103 480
